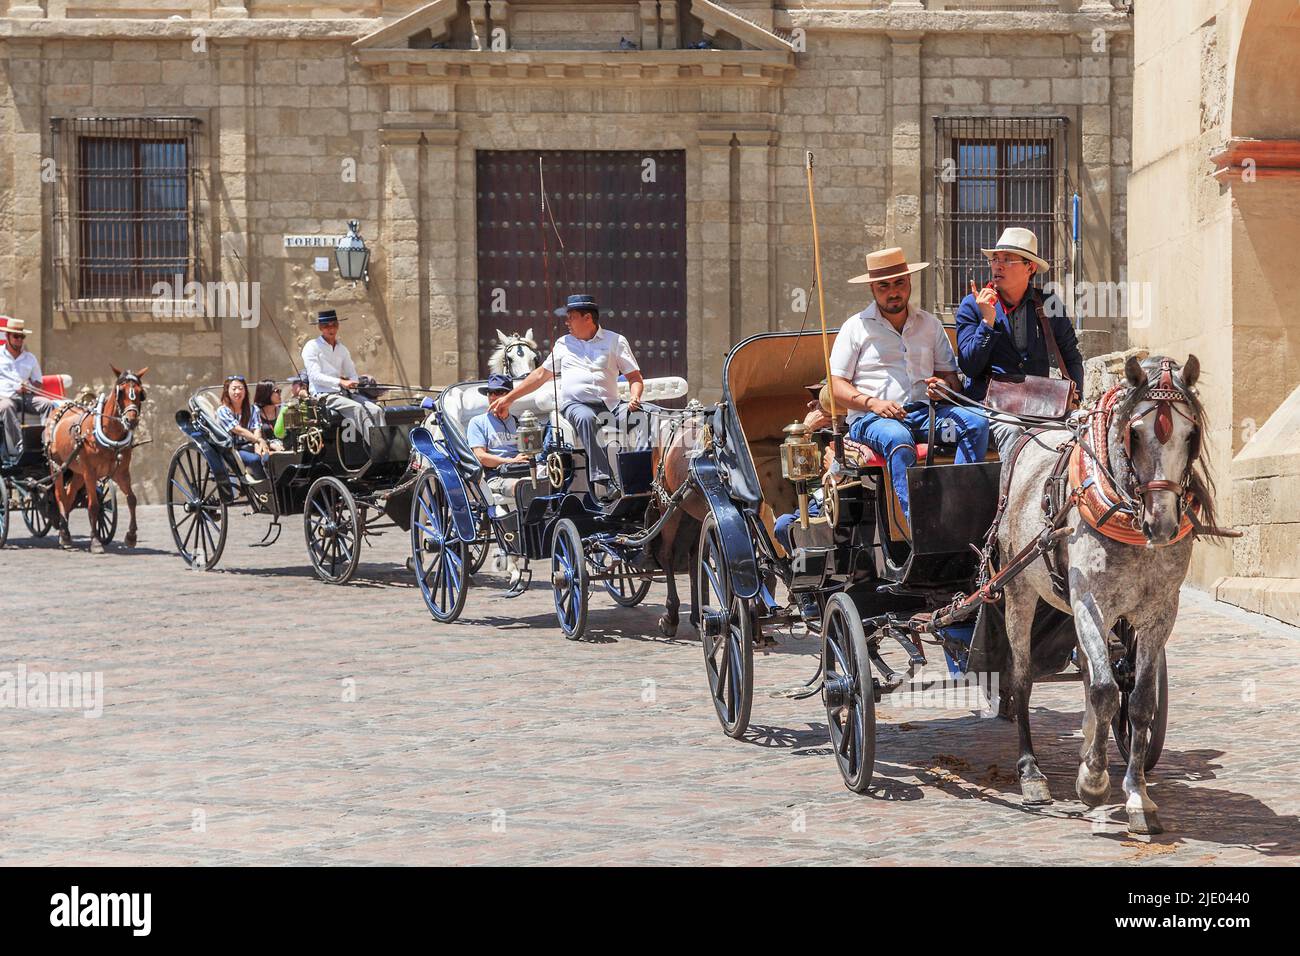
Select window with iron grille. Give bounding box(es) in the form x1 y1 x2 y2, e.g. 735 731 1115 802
933 116 1070 314
51 117 202 306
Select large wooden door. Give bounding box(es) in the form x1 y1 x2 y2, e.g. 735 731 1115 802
475 149 687 382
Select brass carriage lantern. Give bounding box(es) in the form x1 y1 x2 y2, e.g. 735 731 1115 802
781 420 822 530
335 220 370 286
516 409 545 457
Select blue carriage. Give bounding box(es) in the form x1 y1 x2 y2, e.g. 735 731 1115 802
407 375 694 637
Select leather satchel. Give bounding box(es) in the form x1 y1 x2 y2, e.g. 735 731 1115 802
983 292 1077 419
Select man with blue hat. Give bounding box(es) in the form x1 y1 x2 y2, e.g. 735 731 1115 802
467 373 533 504
300 308 385 442
488 294 643 500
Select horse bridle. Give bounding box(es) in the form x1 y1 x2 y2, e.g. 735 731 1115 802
1117 359 1200 518
116 372 146 429
505 340 539 374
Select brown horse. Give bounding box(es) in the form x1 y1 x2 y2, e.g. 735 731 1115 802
646 406 710 637
45 366 148 552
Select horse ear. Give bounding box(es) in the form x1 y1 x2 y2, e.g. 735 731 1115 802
135 366 149 379
1124 355 1145 388
497 329 509 344
1182 354 1200 389
524 328 533 343
111 364 121 378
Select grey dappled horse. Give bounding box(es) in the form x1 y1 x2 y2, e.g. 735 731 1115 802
997 355 1216 835
488 329 539 380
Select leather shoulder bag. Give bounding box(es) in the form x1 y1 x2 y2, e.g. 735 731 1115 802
983 292 1077 419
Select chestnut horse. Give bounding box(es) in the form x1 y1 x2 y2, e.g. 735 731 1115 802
646 406 710 637
45 366 148 552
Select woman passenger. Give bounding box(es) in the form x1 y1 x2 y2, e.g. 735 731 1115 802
253 379 284 448
216 375 270 480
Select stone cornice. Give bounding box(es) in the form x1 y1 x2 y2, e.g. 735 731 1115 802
777 9 1132 36
0 17 379 40
354 48 794 85
1210 137 1300 183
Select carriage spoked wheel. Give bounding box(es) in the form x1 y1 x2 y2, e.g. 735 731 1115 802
410 469 469 623
1110 620 1168 772
166 443 229 570
20 485 52 538
304 475 363 585
822 592 877 793
550 518 589 640
597 552 653 607
0 476 9 549
93 480 118 544
697 513 755 738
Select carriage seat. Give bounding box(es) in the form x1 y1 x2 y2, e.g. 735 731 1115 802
40 374 73 401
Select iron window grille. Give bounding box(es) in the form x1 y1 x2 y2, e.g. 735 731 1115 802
932 115 1071 314
51 117 202 307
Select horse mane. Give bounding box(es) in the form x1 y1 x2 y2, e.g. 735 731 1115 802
1113 355 1219 534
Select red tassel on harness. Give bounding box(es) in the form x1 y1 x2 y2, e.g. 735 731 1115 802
1154 361 1175 444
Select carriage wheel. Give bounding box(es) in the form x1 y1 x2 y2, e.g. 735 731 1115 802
166 444 228 570
94 481 118 544
20 485 52 538
822 592 877 793
304 476 362 585
466 515 490 576
1110 622 1168 772
551 518 589 640
599 553 653 607
0 476 9 549
697 513 755 738
410 469 469 623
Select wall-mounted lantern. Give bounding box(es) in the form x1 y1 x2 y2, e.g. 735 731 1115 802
335 220 371 286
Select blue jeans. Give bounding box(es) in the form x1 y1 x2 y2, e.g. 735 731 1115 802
847 402 988 521
235 448 267 480
774 495 821 552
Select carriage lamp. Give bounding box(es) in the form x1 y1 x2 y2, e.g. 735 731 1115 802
781 421 822 530
516 410 545 457
335 220 371 285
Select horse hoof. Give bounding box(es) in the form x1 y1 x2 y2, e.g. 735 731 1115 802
89 541 105 555
1126 808 1163 835
59 536 74 551
1021 776 1053 806
1076 765 1111 808
125 533 137 548
658 616 678 638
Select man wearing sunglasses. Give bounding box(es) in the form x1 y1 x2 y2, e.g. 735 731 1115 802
300 309 385 444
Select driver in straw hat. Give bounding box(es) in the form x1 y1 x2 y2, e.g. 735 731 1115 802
0 317 55 467
827 247 990 527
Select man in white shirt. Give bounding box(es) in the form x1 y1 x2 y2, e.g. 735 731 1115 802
300 309 385 444
828 248 989 524
487 295 645 498
0 318 54 465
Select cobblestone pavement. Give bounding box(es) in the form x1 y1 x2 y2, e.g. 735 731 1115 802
1 505 1297 866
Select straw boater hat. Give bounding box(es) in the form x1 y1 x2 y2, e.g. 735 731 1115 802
981 226 1050 274
1 317 28 337
848 247 929 285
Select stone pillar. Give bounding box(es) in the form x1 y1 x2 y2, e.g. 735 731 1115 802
697 131 733 401
735 130 775 339
0 40 45 355
381 128 425 389
469 1 489 51
886 33 923 284
1078 30 1113 336
213 40 256 376
424 130 462 386
661 1 678 51
639 1 660 51
489 0 509 49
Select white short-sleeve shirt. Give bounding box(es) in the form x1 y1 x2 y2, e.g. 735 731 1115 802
829 303 957 422
542 327 639 410
0 346 42 401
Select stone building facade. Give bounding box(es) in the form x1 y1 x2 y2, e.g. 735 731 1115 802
0 0 1133 500
1129 0 1300 624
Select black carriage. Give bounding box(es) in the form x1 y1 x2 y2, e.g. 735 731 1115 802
407 376 694 637
692 331 1163 790
165 382 434 583
0 374 118 548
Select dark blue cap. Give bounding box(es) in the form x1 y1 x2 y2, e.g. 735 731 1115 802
554 294 599 318
478 373 514 395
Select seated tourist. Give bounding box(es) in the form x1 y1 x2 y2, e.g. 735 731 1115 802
253 379 284 449
215 375 270 481
467 374 533 508
829 246 989 526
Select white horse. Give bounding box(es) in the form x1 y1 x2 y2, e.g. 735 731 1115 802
488 329 540 380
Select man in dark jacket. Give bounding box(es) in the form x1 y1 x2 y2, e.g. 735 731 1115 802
955 226 1084 455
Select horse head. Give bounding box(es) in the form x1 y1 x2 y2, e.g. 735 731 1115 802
110 364 150 431
489 328 539 380
1113 354 1204 546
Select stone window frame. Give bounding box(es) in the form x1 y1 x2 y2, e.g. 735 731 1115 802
931 114 1072 314
50 115 205 315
